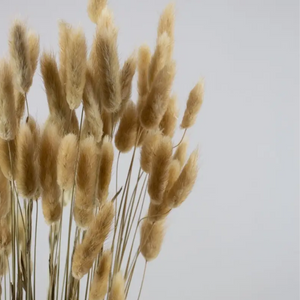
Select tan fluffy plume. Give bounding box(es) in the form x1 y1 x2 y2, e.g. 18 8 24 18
0 138 17 180
27 30 40 79
137 44 151 102
159 94 178 137
109 272 125 300
173 137 189 168
87 0 107 24
0 168 10 218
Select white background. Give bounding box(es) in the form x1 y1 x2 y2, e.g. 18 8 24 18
0 0 299 299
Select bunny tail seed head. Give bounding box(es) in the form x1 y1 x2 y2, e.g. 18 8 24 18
66 27 87 110
57 133 78 191
115 101 138 153
140 60 176 130
42 188 62 224
15 90 26 123
181 80 204 129
9 19 32 93
168 148 199 208
0 138 17 180
173 137 189 168
109 272 125 300
148 136 173 205
89 251 112 300
72 201 114 279
101 109 112 138
137 44 151 101
0 168 10 218
0 59 17 141
16 123 39 199
87 0 107 23
140 219 165 261
97 136 114 204
159 94 178 138
27 30 40 81
74 205 94 230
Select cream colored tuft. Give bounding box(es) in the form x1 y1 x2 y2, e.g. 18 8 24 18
109 272 125 300
159 94 178 137
87 0 107 23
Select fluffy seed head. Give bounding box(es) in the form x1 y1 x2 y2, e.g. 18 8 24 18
137 44 151 101
0 59 17 140
15 90 26 123
181 80 204 129
0 168 10 218
57 134 78 191
167 149 199 208
27 30 40 79
42 188 62 224
173 137 189 168
115 101 138 153
101 110 112 138
140 219 165 261
0 220 11 253
9 19 32 93
109 272 125 300
72 201 114 279
159 94 178 137
0 138 17 180
148 136 173 204
87 0 107 23
74 206 94 230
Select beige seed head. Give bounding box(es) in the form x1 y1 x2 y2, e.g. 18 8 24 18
115 101 138 153
27 30 40 80
173 137 189 168
140 60 176 130
159 94 178 137
0 138 17 180
16 123 39 199
66 27 87 110
167 148 199 208
9 19 32 93
181 80 204 129
97 136 114 204
140 219 165 261
14 90 26 123
89 251 112 300
137 44 151 101
74 205 94 230
42 187 62 225
0 220 11 252
109 272 125 300
0 168 10 218
72 201 114 279
57 133 78 191
87 0 107 23
148 136 173 205
140 130 162 173
101 110 112 138
0 59 17 141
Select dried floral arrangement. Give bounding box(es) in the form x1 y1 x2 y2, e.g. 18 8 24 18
0 0 203 299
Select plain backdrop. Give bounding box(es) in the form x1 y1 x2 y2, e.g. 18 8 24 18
0 0 299 299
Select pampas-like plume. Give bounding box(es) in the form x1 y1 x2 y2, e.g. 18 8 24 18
40 124 62 224
148 136 172 205
0 168 10 218
173 137 189 168
159 94 178 137
181 80 204 129
73 206 94 230
140 219 165 261
109 272 125 300
101 109 113 138
57 133 78 191
137 44 151 101
148 32 171 86
140 130 162 173
0 59 17 140
140 61 176 130
72 201 114 279
87 0 107 23
115 101 138 153
97 136 114 204
15 90 26 123
89 251 112 300
9 19 32 93
95 8 121 112
0 138 17 180
15 123 39 199
66 26 87 110
167 149 198 208
27 30 40 79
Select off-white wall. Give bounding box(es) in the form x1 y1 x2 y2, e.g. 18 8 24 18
0 0 298 299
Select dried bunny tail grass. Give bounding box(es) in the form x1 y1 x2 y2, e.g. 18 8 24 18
140 130 162 173
167 148 199 208
148 32 171 86
57 133 78 191
137 44 151 101
101 109 112 138
173 136 189 168
0 168 10 218
95 8 121 112
0 138 17 180
140 219 165 261
0 220 11 252
9 19 32 93
140 60 176 130
157 3 175 57
97 136 114 204
0 59 17 140
27 30 40 79
159 94 178 137
148 136 173 205
42 187 62 224
109 272 125 300
76 137 98 209
82 68 103 142
87 0 107 23
15 90 26 123
66 26 87 110
73 205 94 230
16 123 39 199
181 79 204 129
115 101 138 153
72 201 114 279
89 251 112 300
58 20 71 87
